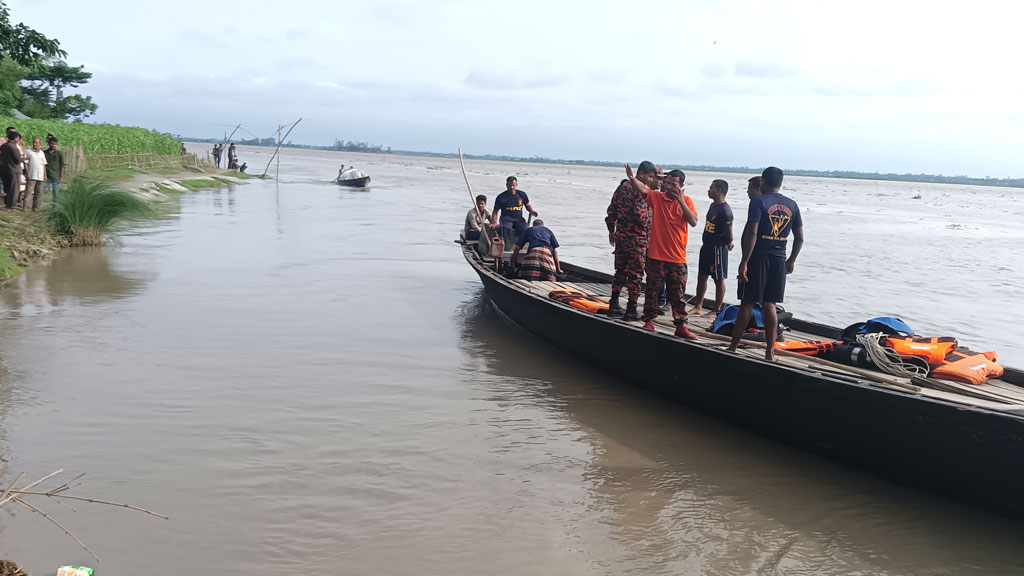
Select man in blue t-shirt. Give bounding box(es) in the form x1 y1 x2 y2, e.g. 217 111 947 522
489 175 537 243
689 179 734 317
727 167 804 362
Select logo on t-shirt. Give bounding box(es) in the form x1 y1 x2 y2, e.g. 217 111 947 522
766 204 793 240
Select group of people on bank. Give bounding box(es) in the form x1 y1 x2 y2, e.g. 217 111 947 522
0 127 66 211
464 163 803 361
211 143 245 171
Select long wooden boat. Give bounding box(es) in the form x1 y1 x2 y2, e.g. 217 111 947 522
459 234 1024 520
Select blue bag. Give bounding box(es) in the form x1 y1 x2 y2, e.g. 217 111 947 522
712 304 765 335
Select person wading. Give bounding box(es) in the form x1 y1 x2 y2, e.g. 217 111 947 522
727 167 804 361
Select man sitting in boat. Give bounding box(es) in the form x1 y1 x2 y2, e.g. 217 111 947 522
339 166 368 181
489 176 537 247
512 219 562 282
464 194 493 241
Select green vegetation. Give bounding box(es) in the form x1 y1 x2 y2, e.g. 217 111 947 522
49 179 154 246
1 2 96 120
0 114 181 154
177 178 228 191
0 245 19 280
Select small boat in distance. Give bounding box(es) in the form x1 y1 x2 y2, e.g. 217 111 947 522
336 167 371 188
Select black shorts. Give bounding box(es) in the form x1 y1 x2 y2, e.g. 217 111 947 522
741 254 787 304
697 244 728 280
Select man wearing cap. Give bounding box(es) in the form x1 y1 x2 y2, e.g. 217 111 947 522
490 176 537 245
625 164 700 340
727 167 804 361
604 160 656 321
0 129 24 209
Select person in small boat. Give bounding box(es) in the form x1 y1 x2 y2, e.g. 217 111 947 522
605 160 656 321
727 167 804 362
689 179 733 316
464 194 493 241
489 176 537 246
512 219 562 281
338 164 345 179
736 175 762 300
625 165 700 340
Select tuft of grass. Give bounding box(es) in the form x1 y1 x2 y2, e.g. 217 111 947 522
176 178 226 191
0 247 21 281
49 179 155 246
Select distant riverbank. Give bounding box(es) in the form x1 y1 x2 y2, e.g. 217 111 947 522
180 139 1024 189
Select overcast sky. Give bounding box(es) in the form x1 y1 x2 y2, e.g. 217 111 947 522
9 0 1024 176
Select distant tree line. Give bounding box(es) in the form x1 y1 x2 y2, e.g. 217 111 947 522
331 139 390 153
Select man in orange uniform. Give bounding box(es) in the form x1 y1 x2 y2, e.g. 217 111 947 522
624 164 700 339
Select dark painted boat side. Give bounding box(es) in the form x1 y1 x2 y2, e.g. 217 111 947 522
336 176 371 187
467 246 1024 519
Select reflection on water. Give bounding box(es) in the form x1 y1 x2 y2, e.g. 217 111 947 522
0 246 146 312
458 294 1024 575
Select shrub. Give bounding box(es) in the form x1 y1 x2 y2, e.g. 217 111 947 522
49 180 154 246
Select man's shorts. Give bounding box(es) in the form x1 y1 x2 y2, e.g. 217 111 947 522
698 244 728 281
740 254 787 304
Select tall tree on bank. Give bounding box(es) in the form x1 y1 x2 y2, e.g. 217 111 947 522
0 1 97 120
0 1 65 66
19 60 98 119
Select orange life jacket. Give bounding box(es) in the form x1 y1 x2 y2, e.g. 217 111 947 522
930 350 1003 385
885 336 958 365
548 289 610 314
774 340 838 357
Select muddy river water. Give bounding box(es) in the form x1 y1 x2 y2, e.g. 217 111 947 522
1 147 1022 574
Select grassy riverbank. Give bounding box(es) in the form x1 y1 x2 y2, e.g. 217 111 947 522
0 166 249 285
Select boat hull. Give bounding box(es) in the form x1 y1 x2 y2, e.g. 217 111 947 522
336 176 371 188
463 244 1024 519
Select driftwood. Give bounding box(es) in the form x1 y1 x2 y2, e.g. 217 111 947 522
0 469 167 562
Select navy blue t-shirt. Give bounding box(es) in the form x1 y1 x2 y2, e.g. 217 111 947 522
494 190 530 222
516 226 558 250
702 202 733 246
748 193 801 257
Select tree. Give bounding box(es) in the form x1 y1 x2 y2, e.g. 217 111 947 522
0 1 65 67
19 60 98 119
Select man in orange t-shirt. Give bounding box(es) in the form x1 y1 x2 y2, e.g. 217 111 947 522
624 165 700 340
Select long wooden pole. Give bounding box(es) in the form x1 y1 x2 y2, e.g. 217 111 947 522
262 118 303 177
458 148 477 209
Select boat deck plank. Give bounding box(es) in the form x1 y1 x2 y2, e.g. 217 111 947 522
510 277 1024 410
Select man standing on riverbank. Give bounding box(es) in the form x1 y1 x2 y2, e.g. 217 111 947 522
490 176 537 245
227 143 237 170
689 179 733 316
24 137 47 211
728 167 804 361
0 130 23 209
605 160 656 320
625 165 700 339
44 136 65 206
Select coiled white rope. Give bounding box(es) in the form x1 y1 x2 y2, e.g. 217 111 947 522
856 333 930 378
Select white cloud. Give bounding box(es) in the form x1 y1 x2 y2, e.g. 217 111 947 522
6 0 1024 176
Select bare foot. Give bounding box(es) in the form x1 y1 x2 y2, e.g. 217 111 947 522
687 306 703 316
726 346 738 354
764 352 778 363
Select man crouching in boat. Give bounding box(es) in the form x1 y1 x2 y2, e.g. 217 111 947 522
625 164 700 340
727 167 804 362
512 219 563 281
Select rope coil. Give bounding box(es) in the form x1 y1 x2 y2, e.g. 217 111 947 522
856 332 930 378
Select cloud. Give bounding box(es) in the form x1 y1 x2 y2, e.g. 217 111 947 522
734 59 801 79
463 68 569 91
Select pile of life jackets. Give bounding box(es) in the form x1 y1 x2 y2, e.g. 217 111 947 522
772 316 1005 385
548 289 609 314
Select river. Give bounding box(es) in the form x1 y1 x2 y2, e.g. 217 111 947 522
1 147 1022 575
